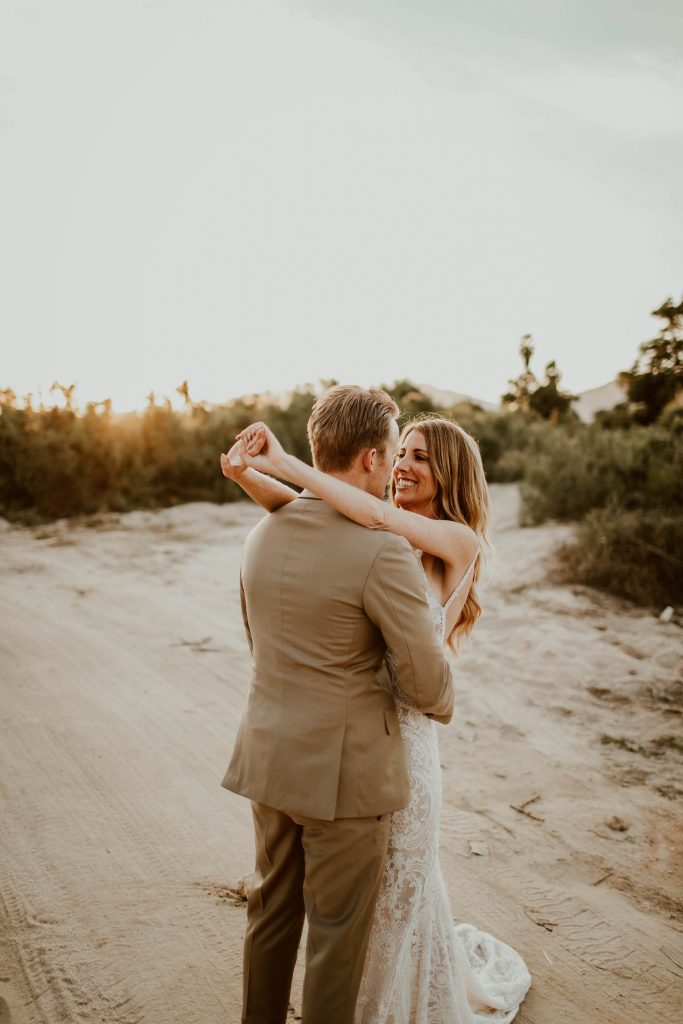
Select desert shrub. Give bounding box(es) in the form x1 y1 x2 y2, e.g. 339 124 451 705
493 449 528 482
440 407 535 482
0 385 319 521
558 505 683 607
519 423 682 525
519 419 683 607
1 381 536 521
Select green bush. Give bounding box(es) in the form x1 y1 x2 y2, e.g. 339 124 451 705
0 383 534 521
0 386 320 520
518 419 683 608
439 407 534 483
558 505 683 607
3 378 680 609
519 423 682 525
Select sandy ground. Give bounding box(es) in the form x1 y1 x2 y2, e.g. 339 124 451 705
0 484 681 1024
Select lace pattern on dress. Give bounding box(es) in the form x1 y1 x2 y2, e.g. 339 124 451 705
355 549 531 1024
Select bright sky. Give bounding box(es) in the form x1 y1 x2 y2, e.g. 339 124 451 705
1 0 682 410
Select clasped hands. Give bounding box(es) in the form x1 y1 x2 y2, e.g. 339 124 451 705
220 422 285 480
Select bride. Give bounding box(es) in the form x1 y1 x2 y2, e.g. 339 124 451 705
221 413 532 1024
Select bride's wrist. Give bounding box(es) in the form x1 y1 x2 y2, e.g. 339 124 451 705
277 451 298 482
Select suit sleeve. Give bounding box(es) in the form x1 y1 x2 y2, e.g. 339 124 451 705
362 537 454 724
239 572 253 656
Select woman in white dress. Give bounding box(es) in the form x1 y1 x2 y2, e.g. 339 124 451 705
221 414 532 1024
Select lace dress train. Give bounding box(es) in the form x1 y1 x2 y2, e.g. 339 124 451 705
355 552 531 1024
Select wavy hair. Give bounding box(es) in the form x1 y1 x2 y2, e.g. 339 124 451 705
390 415 492 649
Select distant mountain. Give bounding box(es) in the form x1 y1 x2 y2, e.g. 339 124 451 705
573 380 627 422
416 383 497 412
229 382 498 412
227 379 627 422
421 380 628 422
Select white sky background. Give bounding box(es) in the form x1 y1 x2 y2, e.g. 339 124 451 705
1 0 682 411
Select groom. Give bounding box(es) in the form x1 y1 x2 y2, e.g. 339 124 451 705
222 384 454 1024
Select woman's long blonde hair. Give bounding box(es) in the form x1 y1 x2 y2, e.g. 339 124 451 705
390 415 492 650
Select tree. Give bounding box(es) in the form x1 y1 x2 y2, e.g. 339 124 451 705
381 379 436 418
176 380 192 407
623 296 683 424
502 336 576 420
501 335 537 410
529 360 576 419
49 381 77 410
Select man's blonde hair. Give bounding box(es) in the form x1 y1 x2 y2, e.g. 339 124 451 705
307 385 399 472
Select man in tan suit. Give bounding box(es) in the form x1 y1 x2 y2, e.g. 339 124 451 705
222 385 453 1024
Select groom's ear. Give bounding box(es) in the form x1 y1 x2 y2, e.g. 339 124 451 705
360 448 377 474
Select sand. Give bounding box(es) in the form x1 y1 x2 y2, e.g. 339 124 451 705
0 484 681 1024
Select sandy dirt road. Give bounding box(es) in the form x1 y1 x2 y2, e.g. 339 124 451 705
1 485 681 1023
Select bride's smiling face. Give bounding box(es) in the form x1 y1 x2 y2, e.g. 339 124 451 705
392 429 438 513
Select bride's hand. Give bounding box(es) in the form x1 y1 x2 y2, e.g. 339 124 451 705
220 439 250 479
236 422 288 476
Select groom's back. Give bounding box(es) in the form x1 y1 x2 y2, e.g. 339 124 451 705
242 497 394 684
223 493 450 821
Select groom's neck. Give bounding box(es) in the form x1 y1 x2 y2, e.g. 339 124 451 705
323 468 373 493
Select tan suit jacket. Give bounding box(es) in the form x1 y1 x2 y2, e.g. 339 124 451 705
222 491 454 821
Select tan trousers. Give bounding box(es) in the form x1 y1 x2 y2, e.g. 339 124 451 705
241 801 391 1024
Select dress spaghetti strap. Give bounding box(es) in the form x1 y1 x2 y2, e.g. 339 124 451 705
442 548 480 612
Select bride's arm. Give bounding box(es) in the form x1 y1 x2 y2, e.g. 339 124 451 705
220 443 297 513
240 424 479 564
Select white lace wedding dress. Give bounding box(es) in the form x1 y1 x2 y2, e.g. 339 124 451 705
355 551 532 1024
